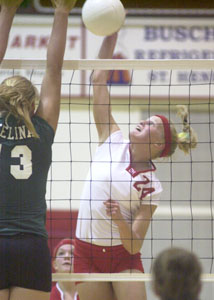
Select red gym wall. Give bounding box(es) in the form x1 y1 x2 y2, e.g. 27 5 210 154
46 210 78 257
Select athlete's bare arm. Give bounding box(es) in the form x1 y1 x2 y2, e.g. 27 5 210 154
36 0 77 133
92 33 120 145
104 199 157 254
0 1 23 64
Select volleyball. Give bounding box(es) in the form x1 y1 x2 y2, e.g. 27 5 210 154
82 0 125 36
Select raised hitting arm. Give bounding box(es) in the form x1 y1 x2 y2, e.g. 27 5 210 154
0 0 23 64
92 33 120 145
36 0 77 133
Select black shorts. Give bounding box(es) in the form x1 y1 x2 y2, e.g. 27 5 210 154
0 233 52 292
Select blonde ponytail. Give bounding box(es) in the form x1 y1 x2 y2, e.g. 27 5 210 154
0 76 39 138
176 105 197 154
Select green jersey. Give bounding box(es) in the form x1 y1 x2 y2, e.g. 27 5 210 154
0 115 54 238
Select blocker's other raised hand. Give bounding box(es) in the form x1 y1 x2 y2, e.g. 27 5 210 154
0 0 24 8
51 0 78 11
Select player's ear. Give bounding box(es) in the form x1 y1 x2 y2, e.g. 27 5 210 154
153 142 165 152
30 102 35 116
52 259 57 271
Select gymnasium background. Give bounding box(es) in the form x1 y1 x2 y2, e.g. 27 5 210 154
1 1 214 299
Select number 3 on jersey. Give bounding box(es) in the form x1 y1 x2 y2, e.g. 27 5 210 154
0 144 32 179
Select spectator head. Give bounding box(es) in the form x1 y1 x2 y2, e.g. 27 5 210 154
152 247 202 300
52 239 74 273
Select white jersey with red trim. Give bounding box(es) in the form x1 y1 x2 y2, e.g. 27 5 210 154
76 130 163 246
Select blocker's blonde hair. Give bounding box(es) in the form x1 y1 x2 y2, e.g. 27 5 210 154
0 75 39 138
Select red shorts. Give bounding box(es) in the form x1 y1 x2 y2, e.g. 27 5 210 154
73 238 144 274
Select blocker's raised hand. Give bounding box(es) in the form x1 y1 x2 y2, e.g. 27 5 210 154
0 0 24 8
51 0 78 11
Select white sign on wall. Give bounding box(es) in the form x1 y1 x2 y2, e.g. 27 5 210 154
1 15 214 98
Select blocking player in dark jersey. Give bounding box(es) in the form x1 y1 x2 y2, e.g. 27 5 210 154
0 1 77 300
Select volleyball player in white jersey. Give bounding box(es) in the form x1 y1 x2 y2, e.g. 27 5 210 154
74 33 197 300
0 1 76 300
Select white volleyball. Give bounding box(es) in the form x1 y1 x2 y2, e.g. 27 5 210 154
82 0 125 36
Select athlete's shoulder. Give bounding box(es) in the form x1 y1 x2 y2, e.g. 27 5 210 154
32 115 54 134
99 130 125 147
32 115 55 144
109 130 123 142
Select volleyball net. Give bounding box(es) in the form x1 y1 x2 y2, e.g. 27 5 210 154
1 59 214 284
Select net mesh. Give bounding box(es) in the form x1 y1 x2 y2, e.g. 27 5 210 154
0 59 214 284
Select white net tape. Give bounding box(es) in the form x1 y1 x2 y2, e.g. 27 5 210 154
52 273 214 282
2 58 214 70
